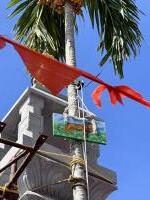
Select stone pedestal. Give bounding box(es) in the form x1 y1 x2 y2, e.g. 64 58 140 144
0 86 117 200
19 191 50 200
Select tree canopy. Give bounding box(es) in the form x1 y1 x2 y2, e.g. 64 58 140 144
8 0 143 78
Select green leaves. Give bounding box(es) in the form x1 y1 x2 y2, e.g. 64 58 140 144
8 0 65 60
7 0 142 78
84 0 143 78
7 0 22 8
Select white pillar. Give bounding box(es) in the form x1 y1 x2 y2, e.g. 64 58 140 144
18 93 44 146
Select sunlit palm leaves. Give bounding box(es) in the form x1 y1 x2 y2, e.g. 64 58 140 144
8 0 65 60
84 0 142 77
8 0 142 77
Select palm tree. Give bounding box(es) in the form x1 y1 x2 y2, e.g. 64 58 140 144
8 0 142 78
7 0 142 199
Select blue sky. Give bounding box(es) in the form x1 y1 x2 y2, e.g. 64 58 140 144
0 1 150 199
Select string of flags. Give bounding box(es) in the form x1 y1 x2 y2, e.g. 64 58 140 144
0 35 150 108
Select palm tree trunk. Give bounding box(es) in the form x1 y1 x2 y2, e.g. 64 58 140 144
65 3 87 200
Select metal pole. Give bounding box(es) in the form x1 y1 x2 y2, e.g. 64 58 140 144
0 138 33 151
6 134 48 189
9 157 17 189
0 151 27 174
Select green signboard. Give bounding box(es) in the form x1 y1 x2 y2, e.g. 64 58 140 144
52 113 106 144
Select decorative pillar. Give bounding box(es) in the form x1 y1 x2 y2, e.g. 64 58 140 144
17 93 46 199
18 93 44 146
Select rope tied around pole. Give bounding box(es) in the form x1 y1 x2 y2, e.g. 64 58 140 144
70 156 85 168
1 185 7 198
69 175 87 190
0 185 18 199
69 156 87 190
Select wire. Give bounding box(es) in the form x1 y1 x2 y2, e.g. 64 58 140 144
38 150 114 184
80 85 90 200
84 68 105 89
38 150 72 159
32 177 70 191
77 89 81 118
77 95 91 114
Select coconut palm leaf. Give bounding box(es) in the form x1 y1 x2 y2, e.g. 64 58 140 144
84 0 142 78
8 0 142 77
8 0 65 60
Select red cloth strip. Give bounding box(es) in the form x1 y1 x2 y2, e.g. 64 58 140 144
0 35 150 108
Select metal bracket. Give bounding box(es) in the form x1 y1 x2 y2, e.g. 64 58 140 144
0 134 48 200
0 122 6 133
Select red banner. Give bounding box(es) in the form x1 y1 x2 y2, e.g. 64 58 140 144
0 35 150 108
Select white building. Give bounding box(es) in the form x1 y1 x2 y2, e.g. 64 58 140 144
0 85 117 199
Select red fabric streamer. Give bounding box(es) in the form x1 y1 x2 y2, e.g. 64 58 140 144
0 39 6 49
92 85 107 107
108 88 124 105
0 35 150 109
93 85 150 108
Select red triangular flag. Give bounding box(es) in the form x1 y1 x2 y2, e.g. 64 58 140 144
0 35 150 109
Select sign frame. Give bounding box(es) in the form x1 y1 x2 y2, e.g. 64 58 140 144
52 113 106 144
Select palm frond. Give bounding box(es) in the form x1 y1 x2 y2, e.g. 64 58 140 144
84 0 143 78
8 0 143 77
8 0 65 60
